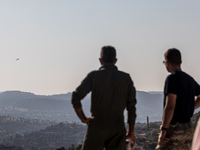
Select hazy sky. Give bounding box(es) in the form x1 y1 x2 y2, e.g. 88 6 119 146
1 1 200 95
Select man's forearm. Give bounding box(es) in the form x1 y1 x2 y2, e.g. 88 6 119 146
162 105 175 128
162 94 176 128
126 123 136 147
127 123 134 135
195 96 200 109
74 107 87 122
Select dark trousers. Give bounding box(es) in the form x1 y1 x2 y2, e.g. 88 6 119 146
82 119 126 150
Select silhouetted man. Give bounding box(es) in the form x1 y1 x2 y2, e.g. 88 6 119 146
71 46 137 150
156 48 200 150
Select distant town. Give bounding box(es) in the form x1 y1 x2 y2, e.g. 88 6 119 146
0 91 199 149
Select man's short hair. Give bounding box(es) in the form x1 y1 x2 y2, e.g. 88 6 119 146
101 46 116 63
165 48 182 65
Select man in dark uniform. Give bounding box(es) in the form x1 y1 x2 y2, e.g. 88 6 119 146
156 48 200 150
71 46 137 150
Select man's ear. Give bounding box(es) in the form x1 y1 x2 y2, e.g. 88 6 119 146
113 58 117 64
99 58 104 65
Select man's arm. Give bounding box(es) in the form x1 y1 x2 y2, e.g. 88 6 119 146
126 76 137 147
71 72 94 124
74 107 94 125
195 95 200 109
159 93 176 145
126 123 135 147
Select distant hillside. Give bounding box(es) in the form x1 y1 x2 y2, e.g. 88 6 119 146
1 112 200 150
4 122 86 150
0 91 77 122
0 115 56 143
0 145 23 150
0 90 163 123
136 91 163 122
0 90 199 123
0 115 147 150
0 91 36 107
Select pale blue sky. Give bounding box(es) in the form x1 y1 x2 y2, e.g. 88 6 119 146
1 1 200 95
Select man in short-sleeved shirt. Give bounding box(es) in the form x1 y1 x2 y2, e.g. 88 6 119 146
156 48 200 150
164 71 200 125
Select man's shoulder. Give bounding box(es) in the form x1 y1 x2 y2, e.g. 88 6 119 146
86 70 98 76
167 71 189 79
166 71 196 85
88 70 98 74
175 71 194 81
117 70 130 76
96 68 131 79
165 72 178 85
167 72 177 80
116 70 133 82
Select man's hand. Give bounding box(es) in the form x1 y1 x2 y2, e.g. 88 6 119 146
158 130 169 145
81 117 94 125
126 123 135 148
126 134 135 148
74 107 94 125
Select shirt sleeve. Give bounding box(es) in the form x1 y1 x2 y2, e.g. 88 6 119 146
165 75 178 95
71 71 94 108
126 75 137 124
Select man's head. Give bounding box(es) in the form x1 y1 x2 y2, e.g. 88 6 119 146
100 46 117 65
163 48 182 72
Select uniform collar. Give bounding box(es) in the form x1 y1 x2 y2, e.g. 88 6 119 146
99 64 118 70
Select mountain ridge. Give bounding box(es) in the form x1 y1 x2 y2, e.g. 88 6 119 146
0 90 199 122
0 90 164 123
